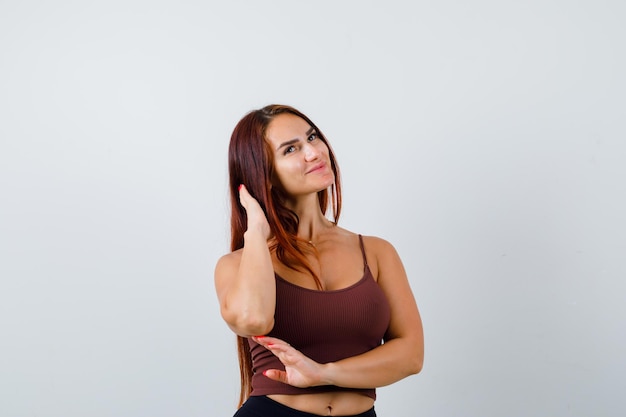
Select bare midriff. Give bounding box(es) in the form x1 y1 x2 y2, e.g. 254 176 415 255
267 392 374 416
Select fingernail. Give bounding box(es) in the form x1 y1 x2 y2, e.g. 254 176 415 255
238 184 243 191
254 335 265 339
262 370 268 376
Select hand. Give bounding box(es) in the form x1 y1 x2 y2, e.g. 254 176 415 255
239 184 271 240
251 336 328 388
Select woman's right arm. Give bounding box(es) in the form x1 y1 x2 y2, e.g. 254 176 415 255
214 185 276 337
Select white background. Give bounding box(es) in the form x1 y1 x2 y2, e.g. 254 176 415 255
1 1 625 416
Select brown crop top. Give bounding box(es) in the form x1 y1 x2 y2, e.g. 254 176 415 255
248 235 391 399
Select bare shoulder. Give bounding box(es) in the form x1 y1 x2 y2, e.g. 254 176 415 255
331 226 389 246
360 235 397 253
359 235 406 282
215 249 243 273
327 228 400 262
214 250 243 292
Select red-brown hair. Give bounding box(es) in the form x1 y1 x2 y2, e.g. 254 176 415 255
228 104 342 406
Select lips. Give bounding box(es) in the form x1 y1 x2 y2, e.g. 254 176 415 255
306 162 327 174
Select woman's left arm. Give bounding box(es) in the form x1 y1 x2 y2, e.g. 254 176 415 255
254 237 424 389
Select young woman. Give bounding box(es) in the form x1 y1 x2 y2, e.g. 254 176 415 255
214 104 423 417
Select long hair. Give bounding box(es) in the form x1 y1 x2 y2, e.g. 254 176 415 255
227 104 342 407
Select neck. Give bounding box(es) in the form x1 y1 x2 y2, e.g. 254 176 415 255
285 193 334 242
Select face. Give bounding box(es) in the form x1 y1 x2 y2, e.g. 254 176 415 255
265 113 335 198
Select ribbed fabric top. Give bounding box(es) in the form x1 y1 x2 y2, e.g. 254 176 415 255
248 235 391 399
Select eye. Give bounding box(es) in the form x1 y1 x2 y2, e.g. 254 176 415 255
308 132 318 142
284 145 297 155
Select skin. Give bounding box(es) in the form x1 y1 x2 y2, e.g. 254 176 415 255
214 113 424 416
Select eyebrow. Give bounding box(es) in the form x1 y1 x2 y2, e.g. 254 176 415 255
276 126 316 151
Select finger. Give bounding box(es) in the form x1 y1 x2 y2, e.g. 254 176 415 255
252 336 291 350
252 335 286 344
267 344 291 357
238 184 262 214
238 184 250 208
251 335 275 345
262 369 288 384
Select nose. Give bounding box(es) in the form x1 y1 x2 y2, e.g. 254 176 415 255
303 143 320 161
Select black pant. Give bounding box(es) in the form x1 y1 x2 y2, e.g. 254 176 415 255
233 395 377 417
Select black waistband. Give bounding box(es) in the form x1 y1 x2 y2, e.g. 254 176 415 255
234 395 377 417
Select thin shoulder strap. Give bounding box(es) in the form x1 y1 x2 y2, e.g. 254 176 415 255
358 234 369 269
